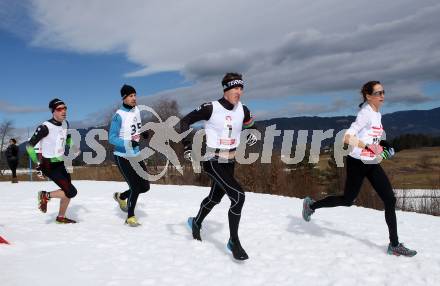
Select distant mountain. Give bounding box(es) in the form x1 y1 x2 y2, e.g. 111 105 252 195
381 107 440 138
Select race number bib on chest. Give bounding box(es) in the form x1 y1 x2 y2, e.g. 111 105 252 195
205 101 244 149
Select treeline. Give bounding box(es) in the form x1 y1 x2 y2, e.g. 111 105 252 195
391 134 440 152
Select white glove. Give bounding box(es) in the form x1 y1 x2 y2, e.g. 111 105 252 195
72 146 81 157
36 164 46 179
246 133 257 146
184 149 192 162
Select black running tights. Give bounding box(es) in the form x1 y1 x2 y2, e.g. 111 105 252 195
194 160 245 241
311 155 398 246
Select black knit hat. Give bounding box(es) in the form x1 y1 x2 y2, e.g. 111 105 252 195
120 84 136 98
48 98 66 112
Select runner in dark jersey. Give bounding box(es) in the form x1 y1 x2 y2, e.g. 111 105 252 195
27 99 78 224
180 73 258 261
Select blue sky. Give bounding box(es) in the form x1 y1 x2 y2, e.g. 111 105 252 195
1 0 440 140
0 31 189 129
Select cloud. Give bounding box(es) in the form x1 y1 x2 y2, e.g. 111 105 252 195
0 1 35 38
386 93 433 105
184 49 254 80
384 84 439 105
270 98 354 118
0 101 47 114
19 0 440 118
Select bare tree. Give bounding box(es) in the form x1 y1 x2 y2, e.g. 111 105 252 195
0 119 14 175
144 99 181 122
141 99 183 168
103 103 122 128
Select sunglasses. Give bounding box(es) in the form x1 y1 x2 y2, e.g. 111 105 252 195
371 90 385 96
55 106 67 111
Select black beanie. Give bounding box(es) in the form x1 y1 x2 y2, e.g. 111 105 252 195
48 98 66 112
120 84 136 98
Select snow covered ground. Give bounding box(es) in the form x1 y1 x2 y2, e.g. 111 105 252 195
1 181 439 286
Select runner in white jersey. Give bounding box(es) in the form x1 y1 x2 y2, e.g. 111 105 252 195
180 73 258 261
26 98 78 224
302 81 417 257
110 84 150 227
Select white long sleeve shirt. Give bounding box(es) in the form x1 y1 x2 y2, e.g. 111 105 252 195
345 103 384 161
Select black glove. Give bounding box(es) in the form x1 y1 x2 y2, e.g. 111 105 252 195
379 140 392 150
131 140 140 148
380 148 395 160
379 140 395 159
141 131 149 139
246 133 257 146
36 164 45 179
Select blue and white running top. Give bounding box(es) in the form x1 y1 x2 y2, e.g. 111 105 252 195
109 105 142 157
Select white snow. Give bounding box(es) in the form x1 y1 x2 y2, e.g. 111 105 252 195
1 181 439 286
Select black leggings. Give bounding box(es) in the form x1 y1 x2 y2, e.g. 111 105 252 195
7 159 18 178
114 155 150 217
311 155 398 246
194 160 245 241
40 159 77 199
